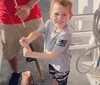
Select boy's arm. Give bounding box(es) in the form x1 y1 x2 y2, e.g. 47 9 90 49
19 31 41 48
23 48 61 59
27 30 41 44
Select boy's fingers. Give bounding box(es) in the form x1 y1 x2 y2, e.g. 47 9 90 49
25 46 30 49
23 47 30 57
23 48 26 57
20 37 28 44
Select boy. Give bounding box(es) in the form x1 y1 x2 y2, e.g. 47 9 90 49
19 0 73 85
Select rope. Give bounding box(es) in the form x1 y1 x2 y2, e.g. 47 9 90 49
93 7 100 43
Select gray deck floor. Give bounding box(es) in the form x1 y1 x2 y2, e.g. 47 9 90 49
0 49 93 85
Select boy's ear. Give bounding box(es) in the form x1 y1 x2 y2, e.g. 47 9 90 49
69 13 73 20
49 12 52 19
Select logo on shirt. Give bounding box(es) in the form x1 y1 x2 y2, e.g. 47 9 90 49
56 40 67 47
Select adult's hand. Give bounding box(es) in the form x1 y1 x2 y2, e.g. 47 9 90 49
19 37 29 48
15 4 32 20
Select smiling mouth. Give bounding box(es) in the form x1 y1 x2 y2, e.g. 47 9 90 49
56 21 63 24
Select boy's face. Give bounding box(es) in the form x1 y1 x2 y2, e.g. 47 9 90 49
50 3 71 29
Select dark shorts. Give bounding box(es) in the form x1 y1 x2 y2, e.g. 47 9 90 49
49 64 70 85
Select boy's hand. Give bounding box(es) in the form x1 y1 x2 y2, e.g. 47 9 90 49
15 4 32 20
23 47 32 57
19 37 29 48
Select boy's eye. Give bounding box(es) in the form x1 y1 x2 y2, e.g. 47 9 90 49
54 13 59 16
63 14 67 16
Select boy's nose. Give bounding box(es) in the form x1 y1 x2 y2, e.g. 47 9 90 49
58 15 62 20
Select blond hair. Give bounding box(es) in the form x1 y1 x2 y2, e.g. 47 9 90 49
50 0 73 15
